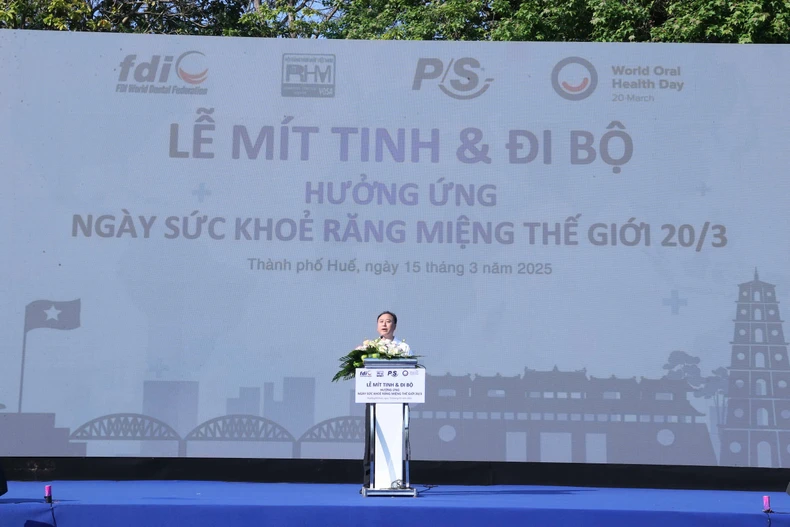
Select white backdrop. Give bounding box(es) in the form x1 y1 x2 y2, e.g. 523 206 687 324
1 30 788 465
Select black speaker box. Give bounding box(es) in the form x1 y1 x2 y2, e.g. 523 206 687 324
0 464 7 496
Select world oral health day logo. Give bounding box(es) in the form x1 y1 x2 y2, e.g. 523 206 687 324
552 57 598 101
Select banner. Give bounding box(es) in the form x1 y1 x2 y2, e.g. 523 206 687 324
1 30 788 466
356 368 425 403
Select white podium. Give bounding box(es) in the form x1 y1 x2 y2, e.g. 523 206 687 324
356 358 425 497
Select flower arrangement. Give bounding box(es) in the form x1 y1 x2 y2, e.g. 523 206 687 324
332 338 418 382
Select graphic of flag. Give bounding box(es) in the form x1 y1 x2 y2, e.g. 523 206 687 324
24 299 81 333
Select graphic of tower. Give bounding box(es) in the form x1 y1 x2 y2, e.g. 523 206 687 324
719 270 790 467
227 387 261 416
141 380 199 456
263 377 315 438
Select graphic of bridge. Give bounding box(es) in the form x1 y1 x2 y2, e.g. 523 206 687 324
65 413 363 457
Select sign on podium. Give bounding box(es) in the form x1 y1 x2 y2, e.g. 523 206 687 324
356 358 424 497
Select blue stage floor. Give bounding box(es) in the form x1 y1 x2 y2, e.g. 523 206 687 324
1 481 787 527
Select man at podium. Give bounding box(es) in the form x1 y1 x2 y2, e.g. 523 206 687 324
363 311 411 489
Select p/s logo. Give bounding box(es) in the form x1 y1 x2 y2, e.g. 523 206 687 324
412 58 493 100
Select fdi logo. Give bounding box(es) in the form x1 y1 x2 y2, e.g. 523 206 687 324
412 58 493 100
551 57 597 101
116 51 208 95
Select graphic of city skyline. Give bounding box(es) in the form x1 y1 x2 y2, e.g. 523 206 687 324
1 271 787 467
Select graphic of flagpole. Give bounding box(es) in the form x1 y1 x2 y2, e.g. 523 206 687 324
20 299 82 414
18 329 28 413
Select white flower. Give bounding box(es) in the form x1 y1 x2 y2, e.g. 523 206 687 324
356 337 412 358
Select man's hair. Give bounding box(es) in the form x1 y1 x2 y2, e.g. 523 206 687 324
377 311 397 326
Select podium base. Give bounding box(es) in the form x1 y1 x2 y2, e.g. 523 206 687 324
361 487 418 498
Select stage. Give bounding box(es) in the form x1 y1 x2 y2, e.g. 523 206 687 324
1 481 786 527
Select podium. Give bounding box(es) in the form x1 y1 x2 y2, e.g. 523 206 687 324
356 358 425 497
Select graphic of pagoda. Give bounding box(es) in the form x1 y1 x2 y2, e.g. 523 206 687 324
408 368 714 465
719 270 790 467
